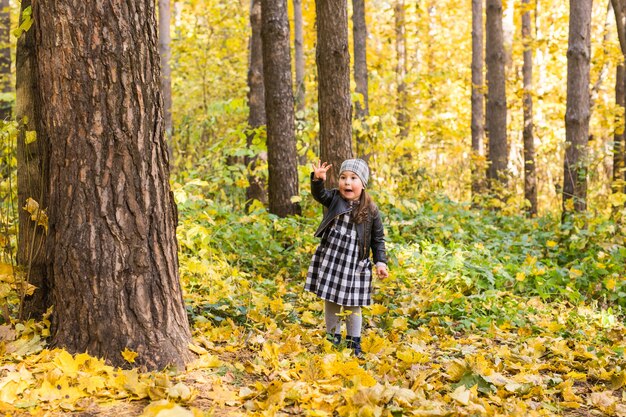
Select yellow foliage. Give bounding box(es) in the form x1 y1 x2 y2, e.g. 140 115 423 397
121 348 138 364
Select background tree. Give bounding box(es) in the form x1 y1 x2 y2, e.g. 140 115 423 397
16 0 49 319
159 0 173 154
394 0 409 139
34 0 191 370
522 0 537 216
0 0 10 119
246 0 268 207
261 0 301 216
471 0 486 198
352 0 369 120
612 0 626 193
562 0 593 215
293 0 305 115
316 0 353 186
485 0 508 188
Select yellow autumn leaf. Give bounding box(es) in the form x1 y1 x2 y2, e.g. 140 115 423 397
392 317 408 331
560 380 582 403
167 382 195 402
569 268 583 278
141 399 201 417
369 304 388 315
301 311 317 325
361 333 388 355
589 391 617 414
122 348 138 363
446 359 469 382
546 240 558 248
396 348 429 365
450 385 471 406
53 350 80 377
25 130 37 144
605 278 617 291
610 371 626 390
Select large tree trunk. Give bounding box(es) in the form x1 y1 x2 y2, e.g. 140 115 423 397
293 0 305 115
485 0 508 186
471 0 486 198
34 0 192 370
394 0 409 139
159 0 173 157
562 0 592 215
522 0 537 216
316 0 353 187
261 0 301 217
16 0 49 319
246 0 268 207
0 0 11 119
352 0 369 120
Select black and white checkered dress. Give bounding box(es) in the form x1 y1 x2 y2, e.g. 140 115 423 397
305 212 373 306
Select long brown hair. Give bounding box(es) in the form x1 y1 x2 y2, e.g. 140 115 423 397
352 190 376 224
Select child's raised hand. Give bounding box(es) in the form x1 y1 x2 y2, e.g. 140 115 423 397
312 160 332 181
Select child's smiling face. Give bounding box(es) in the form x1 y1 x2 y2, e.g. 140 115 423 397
338 170 364 201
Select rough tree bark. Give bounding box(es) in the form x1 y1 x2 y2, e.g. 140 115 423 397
394 0 409 139
159 0 173 155
0 0 11 119
34 0 192 370
522 0 537 216
352 0 369 120
293 0 305 115
16 0 49 319
471 0 486 197
485 0 508 186
316 0 353 186
261 0 301 216
246 0 268 207
562 0 592 215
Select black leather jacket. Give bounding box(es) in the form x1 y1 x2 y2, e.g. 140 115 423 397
311 174 387 264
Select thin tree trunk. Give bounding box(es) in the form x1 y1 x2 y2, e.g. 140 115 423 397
246 0 268 207
16 0 49 319
471 0 486 197
522 0 537 216
612 0 626 193
352 0 369 120
0 0 11 119
34 0 191 370
394 0 409 139
589 1 613 116
261 0 301 216
293 0 305 115
614 63 625 190
159 0 173 156
316 0 353 186
485 0 508 186
562 0 592 215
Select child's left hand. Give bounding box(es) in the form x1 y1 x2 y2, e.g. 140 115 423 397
376 263 389 279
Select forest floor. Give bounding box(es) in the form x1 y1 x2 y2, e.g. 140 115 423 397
2 280 626 417
3 195 626 416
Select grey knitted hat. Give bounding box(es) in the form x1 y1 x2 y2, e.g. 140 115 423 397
340 159 369 188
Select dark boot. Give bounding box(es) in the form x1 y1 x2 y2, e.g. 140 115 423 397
326 333 341 346
346 335 362 357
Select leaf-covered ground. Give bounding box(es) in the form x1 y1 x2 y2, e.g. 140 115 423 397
2 184 626 416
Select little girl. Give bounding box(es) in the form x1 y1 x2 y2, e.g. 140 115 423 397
305 158 388 356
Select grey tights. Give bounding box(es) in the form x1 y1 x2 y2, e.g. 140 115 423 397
324 300 362 337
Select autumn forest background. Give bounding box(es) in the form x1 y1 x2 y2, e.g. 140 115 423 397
2 0 626 416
